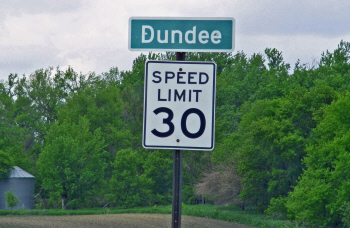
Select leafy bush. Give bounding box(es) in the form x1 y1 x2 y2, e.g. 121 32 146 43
5 190 19 209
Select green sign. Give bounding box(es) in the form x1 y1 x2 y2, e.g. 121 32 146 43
129 17 235 52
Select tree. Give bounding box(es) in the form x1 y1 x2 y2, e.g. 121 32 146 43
284 93 350 227
186 52 235 75
0 150 13 178
0 78 28 170
56 75 133 183
314 40 350 92
217 85 337 211
5 190 20 209
142 150 173 205
195 164 244 207
108 148 152 207
37 117 107 209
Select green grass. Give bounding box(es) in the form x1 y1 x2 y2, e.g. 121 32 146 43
0 204 305 228
0 206 170 216
183 205 306 228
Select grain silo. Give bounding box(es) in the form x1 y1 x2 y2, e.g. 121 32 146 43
0 166 35 210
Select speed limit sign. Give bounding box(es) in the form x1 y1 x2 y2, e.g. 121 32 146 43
142 60 216 150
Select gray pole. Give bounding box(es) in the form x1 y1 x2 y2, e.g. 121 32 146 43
172 52 186 228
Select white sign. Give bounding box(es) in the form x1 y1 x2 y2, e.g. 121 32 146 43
143 61 216 150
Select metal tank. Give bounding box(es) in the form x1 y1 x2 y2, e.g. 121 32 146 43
0 166 35 210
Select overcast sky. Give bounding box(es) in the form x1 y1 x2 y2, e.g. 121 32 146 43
1 0 349 81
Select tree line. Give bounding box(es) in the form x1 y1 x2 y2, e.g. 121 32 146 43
1 40 350 226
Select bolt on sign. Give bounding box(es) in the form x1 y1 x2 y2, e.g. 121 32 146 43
143 60 216 151
129 17 235 52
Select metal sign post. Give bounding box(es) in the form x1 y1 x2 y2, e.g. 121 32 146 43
133 17 231 228
172 149 183 228
172 52 185 228
142 54 216 227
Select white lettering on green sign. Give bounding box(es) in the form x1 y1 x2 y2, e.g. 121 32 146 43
141 25 222 45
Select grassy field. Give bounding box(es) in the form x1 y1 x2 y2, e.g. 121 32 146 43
0 204 304 228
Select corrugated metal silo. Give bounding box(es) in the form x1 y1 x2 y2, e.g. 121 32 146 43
0 166 35 210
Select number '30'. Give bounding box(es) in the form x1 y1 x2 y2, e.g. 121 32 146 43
151 107 206 139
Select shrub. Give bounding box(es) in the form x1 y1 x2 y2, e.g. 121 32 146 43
5 190 19 209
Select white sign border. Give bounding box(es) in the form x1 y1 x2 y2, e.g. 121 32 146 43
129 17 235 52
142 60 216 151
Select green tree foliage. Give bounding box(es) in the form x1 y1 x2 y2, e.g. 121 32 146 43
143 150 173 204
284 93 350 227
235 86 337 211
108 148 152 207
0 76 28 170
208 41 349 215
37 117 107 209
108 149 175 207
57 74 129 155
5 190 19 209
186 52 235 75
214 49 292 141
0 67 97 173
1 39 350 224
215 48 291 112
0 150 13 178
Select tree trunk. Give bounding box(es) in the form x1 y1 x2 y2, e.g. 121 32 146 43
61 194 67 210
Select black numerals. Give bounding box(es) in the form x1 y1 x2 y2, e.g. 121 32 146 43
151 107 175 137
181 108 206 138
151 107 206 139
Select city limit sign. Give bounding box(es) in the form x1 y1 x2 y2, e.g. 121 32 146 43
129 17 235 52
143 60 216 151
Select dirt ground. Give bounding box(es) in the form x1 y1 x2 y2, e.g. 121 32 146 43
0 214 255 228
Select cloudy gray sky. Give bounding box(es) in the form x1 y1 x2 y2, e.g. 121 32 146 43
1 0 349 80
